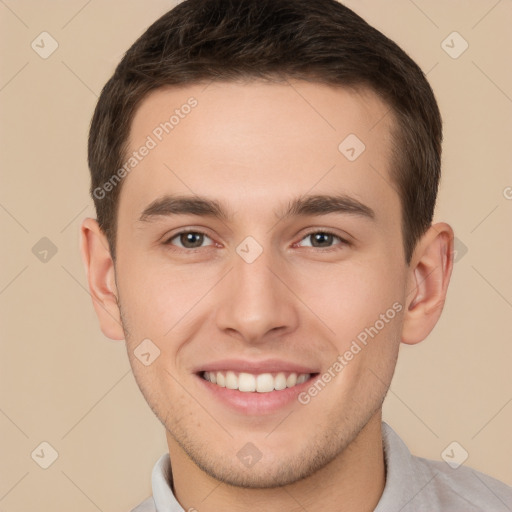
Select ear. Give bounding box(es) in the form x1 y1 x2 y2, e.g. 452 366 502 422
401 222 454 345
80 218 125 341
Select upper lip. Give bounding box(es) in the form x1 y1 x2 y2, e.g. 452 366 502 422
194 358 319 375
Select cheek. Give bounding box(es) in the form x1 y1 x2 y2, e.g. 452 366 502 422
296 260 404 342
117 253 215 338
302 258 405 399
128 354 194 430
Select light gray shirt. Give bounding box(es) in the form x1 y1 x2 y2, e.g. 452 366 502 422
131 422 512 511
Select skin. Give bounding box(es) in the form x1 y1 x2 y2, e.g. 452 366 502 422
81 80 454 511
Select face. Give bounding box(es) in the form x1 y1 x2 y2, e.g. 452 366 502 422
114 80 409 487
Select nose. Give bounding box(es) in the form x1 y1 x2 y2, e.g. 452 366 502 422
214 242 299 345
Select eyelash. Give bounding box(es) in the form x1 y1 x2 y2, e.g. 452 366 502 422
163 229 351 253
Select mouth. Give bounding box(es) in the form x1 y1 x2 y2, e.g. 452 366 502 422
200 370 318 393
193 358 321 414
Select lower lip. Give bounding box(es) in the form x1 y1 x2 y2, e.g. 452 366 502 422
196 374 318 415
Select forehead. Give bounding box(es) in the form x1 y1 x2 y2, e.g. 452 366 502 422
121 80 399 227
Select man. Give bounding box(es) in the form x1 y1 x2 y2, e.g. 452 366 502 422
80 0 512 510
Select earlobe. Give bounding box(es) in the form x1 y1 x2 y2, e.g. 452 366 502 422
401 222 454 345
80 218 125 341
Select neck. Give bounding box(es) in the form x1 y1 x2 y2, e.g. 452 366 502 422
166 411 386 512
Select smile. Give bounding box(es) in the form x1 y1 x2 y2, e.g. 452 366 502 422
202 371 314 393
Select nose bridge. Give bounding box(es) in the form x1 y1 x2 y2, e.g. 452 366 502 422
214 238 297 343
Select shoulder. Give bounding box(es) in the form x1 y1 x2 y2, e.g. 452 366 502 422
415 455 512 511
377 422 512 512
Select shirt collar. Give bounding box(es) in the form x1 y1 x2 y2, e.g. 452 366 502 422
151 452 182 511
374 421 433 511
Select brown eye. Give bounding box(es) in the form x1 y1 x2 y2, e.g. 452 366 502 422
298 231 348 249
165 231 213 250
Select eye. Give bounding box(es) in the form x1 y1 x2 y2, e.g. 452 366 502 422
296 230 350 250
163 229 350 253
164 230 214 250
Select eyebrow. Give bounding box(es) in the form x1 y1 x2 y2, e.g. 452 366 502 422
138 193 376 223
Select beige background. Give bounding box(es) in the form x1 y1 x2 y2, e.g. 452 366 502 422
1 0 511 510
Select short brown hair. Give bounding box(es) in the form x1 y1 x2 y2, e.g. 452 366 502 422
88 0 442 264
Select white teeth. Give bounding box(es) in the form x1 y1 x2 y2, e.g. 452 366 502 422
216 372 226 387
225 370 238 389
274 372 287 390
256 373 274 393
203 371 311 392
239 372 256 392
286 373 297 387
